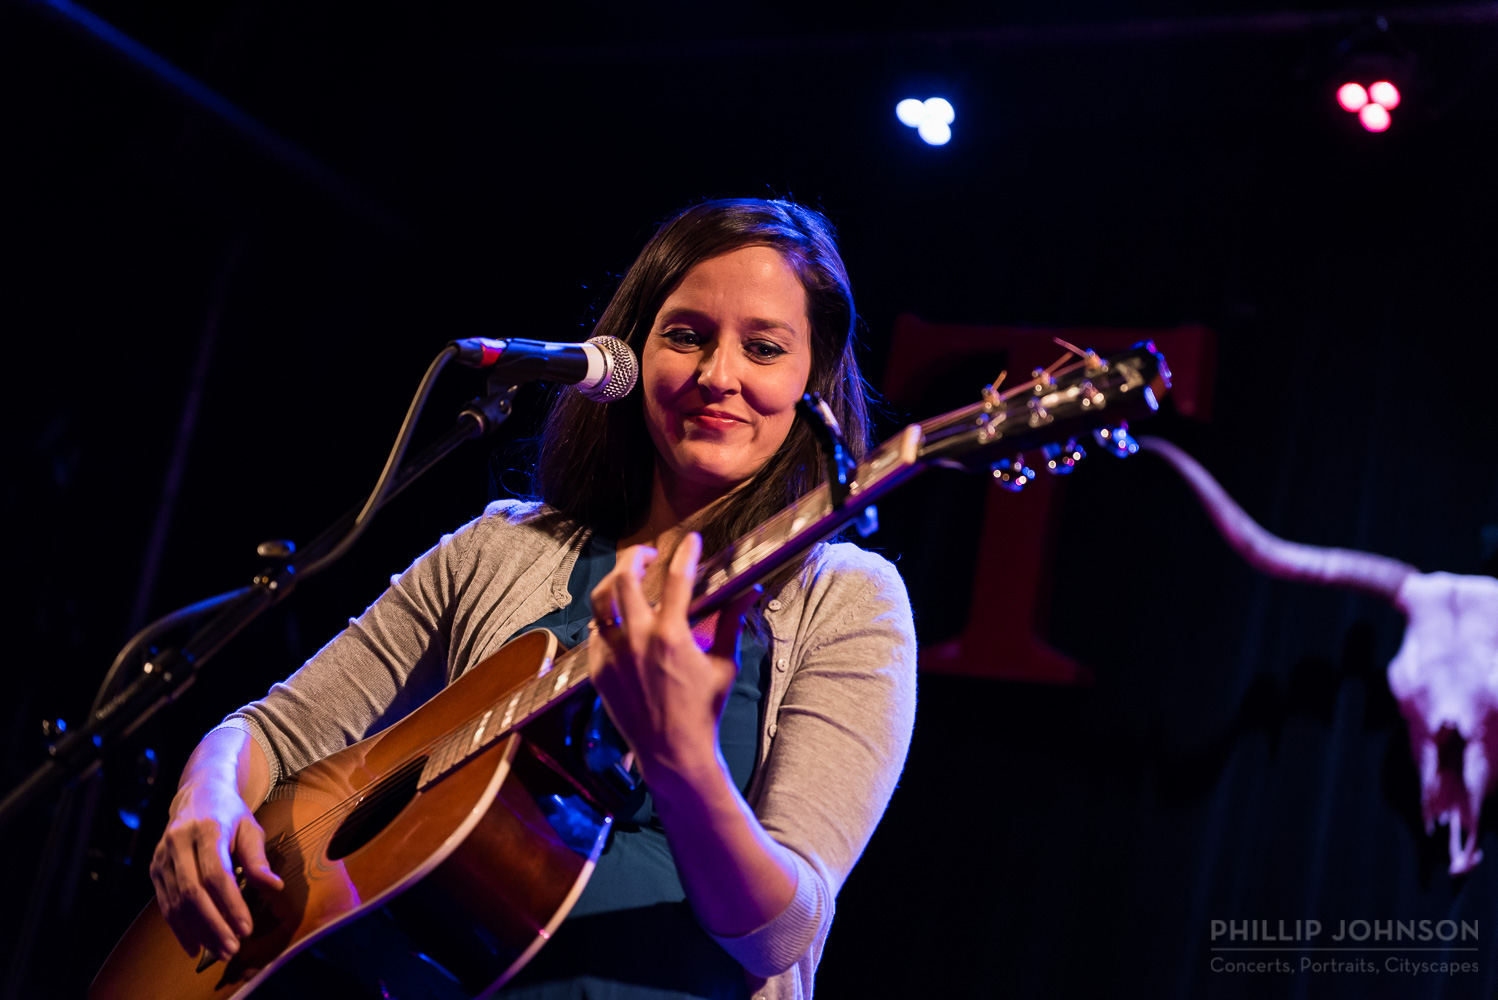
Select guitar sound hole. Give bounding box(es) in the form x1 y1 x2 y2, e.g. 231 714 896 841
326 757 426 861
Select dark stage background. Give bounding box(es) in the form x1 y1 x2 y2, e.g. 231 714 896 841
4 2 1498 997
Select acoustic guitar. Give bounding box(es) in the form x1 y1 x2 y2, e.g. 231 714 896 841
90 341 1170 999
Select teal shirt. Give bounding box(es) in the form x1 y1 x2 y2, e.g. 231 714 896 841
503 535 766 1000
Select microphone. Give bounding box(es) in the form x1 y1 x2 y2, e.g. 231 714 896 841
451 335 638 402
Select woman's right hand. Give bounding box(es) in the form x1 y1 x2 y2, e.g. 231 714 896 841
149 776 283 961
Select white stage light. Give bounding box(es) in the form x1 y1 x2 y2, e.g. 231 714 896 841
917 120 952 145
895 98 925 127
896 96 956 145
923 97 955 125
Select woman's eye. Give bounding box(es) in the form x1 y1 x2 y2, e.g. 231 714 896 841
664 329 702 346
747 341 787 360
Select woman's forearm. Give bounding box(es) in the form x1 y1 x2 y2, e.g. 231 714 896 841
177 726 272 811
648 749 798 938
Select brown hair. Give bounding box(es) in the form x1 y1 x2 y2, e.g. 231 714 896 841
533 198 869 567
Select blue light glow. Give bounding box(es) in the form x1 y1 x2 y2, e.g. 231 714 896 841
896 96 956 145
918 120 952 145
118 808 141 830
923 97 955 125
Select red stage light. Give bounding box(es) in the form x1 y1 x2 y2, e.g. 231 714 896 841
1359 103 1392 132
1369 80 1401 110
1337 82 1369 112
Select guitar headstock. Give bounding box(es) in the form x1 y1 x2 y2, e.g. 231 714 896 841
913 340 1172 482
688 340 1170 619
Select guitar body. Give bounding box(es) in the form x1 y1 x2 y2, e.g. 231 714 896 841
89 629 614 1000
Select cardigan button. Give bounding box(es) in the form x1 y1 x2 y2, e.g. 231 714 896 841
775 658 788 672
767 598 783 612
767 723 778 739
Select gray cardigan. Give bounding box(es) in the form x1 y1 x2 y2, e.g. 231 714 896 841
220 500 918 1000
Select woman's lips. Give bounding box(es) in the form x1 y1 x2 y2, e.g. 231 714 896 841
684 410 745 430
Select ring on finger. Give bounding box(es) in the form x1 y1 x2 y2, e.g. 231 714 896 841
596 615 624 631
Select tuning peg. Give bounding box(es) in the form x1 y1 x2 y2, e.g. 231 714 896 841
1092 424 1140 458
991 457 1035 492
257 539 296 560
1042 438 1086 475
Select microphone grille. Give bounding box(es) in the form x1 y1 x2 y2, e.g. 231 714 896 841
582 336 639 402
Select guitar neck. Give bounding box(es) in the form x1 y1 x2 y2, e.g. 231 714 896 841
417 639 591 787
688 423 927 620
417 340 1170 787
417 425 930 787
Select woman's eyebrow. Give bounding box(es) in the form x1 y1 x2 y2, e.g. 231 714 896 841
656 307 714 328
657 307 801 336
742 316 801 335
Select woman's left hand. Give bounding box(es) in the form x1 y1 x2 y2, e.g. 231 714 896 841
587 532 758 789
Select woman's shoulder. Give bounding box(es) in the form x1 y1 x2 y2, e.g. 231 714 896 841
471 499 578 537
474 497 546 523
437 500 582 566
805 539 905 589
767 540 917 666
786 539 911 619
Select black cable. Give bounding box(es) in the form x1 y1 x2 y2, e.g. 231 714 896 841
295 345 458 580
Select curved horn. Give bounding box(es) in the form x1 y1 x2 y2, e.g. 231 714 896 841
1138 436 1417 601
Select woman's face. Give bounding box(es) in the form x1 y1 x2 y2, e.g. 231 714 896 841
641 245 814 509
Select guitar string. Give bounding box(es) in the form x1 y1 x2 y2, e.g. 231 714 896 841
259 451 881 877
259 351 1125 869
257 645 596 876
260 696 539 872
916 352 1095 435
259 755 428 892
698 352 1111 593
254 350 1137 885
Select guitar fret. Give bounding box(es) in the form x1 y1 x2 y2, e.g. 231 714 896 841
522 675 542 715
472 708 494 749
441 726 464 769
421 733 453 785
500 691 521 730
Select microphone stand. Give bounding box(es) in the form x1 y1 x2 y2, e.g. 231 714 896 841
0 356 519 828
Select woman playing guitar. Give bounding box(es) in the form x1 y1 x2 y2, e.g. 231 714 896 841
146 199 918 1000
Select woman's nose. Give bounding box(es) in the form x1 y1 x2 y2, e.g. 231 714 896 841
696 344 740 395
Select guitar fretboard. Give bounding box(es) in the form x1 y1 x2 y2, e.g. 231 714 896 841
412 341 1167 790
414 426 927 789
417 643 591 788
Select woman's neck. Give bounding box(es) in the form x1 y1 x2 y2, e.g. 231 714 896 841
620 469 715 551
615 471 721 602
